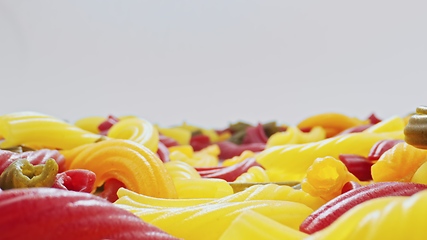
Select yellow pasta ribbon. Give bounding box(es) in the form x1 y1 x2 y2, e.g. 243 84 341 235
114 184 314 240
219 210 308 240
363 115 406 133
116 188 214 208
172 178 234 199
0 112 101 150
257 116 405 181
116 183 325 213
107 117 159 153
147 200 310 240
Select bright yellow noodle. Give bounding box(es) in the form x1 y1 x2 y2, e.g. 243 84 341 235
0 112 101 150
219 210 308 240
74 116 107 133
107 117 159 153
116 188 213 207
257 130 404 181
116 198 312 240
172 178 234 199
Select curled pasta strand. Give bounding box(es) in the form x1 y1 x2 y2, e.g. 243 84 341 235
107 117 159 153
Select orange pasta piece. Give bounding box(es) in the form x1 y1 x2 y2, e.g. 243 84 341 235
297 113 367 138
301 156 359 201
371 142 427 182
68 139 177 198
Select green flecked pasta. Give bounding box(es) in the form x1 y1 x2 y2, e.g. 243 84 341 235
0 158 58 189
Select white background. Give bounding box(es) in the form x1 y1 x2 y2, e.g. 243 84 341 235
1 1 426 128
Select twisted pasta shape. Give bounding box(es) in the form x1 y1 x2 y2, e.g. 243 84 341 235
68 139 177 198
107 117 159 153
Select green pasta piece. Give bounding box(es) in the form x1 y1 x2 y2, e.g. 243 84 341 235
0 158 58 189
